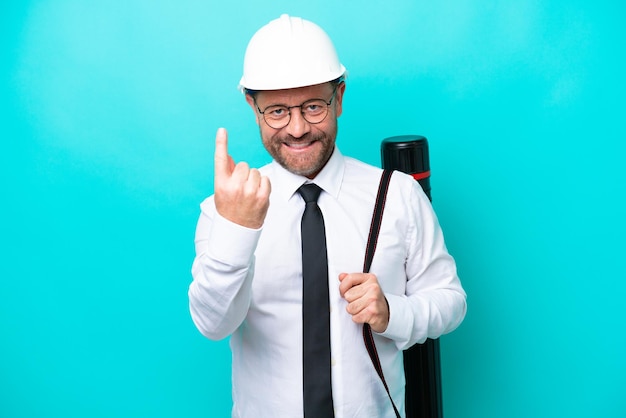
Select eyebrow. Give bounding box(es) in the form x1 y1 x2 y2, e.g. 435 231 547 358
256 95 327 112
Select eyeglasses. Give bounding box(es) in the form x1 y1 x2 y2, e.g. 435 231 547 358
254 87 338 129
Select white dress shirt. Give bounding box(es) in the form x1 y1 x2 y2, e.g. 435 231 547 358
189 147 466 418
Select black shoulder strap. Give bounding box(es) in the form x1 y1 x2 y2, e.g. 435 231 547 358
362 169 401 418
363 169 393 274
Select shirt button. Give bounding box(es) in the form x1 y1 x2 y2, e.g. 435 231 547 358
331 358 336 367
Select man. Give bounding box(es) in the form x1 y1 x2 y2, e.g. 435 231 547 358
189 14 466 418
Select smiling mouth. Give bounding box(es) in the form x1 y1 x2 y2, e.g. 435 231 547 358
284 141 316 150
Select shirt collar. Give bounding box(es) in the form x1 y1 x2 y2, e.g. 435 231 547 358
270 146 345 202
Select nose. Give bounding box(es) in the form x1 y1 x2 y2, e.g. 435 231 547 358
284 108 311 138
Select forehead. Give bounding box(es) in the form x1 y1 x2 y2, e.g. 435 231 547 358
255 82 334 105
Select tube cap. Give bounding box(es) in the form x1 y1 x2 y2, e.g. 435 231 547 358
381 135 429 174
381 135 431 199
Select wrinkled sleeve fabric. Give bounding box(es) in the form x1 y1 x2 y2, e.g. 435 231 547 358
378 176 467 350
188 197 262 340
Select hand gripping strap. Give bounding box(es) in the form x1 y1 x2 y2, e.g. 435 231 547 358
362 169 401 418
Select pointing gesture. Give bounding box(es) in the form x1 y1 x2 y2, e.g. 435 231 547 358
214 128 271 229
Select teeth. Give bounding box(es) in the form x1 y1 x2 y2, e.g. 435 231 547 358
287 142 313 149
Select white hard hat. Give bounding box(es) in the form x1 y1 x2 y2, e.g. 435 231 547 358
239 14 346 91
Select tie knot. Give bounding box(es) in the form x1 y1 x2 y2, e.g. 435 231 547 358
298 183 322 203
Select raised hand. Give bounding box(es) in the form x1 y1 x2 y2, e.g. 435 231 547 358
213 128 271 229
338 272 390 333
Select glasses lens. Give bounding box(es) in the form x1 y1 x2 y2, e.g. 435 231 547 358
263 105 290 128
301 100 329 124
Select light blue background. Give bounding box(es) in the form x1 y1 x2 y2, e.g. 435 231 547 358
2 1 625 417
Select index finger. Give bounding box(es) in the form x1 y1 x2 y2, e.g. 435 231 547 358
214 127 232 178
339 273 364 296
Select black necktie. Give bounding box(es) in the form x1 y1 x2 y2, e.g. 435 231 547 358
298 184 334 418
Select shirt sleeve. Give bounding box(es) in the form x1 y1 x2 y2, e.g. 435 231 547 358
378 177 467 349
188 196 262 340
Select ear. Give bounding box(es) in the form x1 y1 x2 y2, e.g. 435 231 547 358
334 82 346 118
245 94 260 125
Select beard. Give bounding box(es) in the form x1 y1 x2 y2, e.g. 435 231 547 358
261 125 337 178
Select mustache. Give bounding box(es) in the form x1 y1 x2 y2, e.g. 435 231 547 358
279 132 327 143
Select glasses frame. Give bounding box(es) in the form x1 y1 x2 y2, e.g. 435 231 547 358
253 86 339 130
